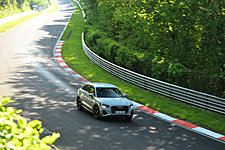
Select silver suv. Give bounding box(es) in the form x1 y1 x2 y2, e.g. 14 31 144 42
76 83 134 120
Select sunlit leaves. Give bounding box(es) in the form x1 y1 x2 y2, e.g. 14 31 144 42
0 97 60 150
41 132 60 145
17 117 27 128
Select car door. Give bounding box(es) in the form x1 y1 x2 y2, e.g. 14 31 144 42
86 86 96 110
80 85 91 108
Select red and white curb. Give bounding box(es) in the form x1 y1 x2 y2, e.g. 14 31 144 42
53 40 90 83
135 105 225 143
53 40 225 144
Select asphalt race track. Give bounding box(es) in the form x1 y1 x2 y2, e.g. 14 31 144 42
0 0 224 149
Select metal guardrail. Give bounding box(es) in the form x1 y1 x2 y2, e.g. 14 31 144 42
82 33 225 115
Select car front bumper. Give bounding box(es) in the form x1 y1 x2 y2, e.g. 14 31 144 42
100 106 134 117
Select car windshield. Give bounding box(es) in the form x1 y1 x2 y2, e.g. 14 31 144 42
96 88 123 98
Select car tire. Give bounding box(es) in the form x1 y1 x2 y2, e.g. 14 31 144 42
77 97 83 111
93 105 101 119
126 116 133 121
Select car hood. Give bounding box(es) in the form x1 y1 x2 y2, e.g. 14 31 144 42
96 97 132 106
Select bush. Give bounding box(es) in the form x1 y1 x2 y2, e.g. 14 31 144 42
96 36 119 63
0 97 60 150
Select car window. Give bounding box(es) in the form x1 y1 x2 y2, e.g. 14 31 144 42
89 86 96 96
96 88 122 98
82 85 90 92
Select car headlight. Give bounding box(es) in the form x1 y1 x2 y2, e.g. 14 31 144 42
101 104 109 109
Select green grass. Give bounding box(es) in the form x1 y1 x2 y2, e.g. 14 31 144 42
61 2 225 134
47 0 58 13
0 13 39 33
0 0 57 34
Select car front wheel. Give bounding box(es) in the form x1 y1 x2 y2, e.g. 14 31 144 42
93 105 101 119
77 97 83 111
126 116 133 121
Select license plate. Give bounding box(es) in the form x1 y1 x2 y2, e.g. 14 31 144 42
115 111 125 114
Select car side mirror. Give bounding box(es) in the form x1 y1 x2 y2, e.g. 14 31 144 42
123 93 127 97
89 93 94 97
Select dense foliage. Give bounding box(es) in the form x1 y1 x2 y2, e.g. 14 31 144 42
0 0 49 18
79 0 225 97
0 97 60 149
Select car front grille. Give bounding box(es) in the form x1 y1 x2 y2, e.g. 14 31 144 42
111 106 129 114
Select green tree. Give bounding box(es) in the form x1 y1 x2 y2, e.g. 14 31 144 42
80 0 225 97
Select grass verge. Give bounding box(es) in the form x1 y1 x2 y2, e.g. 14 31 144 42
47 0 58 13
0 13 39 33
61 1 225 134
0 0 57 34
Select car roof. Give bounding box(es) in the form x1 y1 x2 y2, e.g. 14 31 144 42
85 83 118 88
